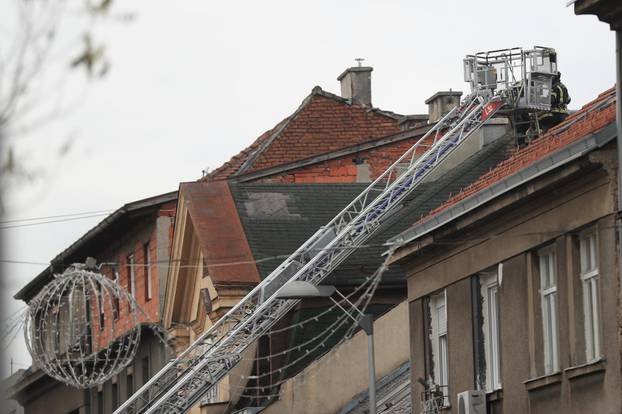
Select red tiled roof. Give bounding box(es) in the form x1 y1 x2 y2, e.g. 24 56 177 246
180 180 261 285
205 118 289 180
204 87 401 180
418 87 617 223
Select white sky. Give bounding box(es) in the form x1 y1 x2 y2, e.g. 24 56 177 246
0 0 616 377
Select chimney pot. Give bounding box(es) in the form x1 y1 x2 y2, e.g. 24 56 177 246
338 66 373 106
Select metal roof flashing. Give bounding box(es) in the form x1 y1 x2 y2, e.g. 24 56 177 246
388 121 617 251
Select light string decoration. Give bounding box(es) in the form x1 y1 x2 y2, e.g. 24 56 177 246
23 262 141 388
230 249 393 406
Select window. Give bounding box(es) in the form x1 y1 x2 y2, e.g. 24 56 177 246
113 269 120 320
430 290 449 405
112 379 119 410
539 247 559 374
97 281 105 331
127 254 136 298
142 356 150 386
96 389 104 414
480 268 502 391
580 229 600 362
144 243 152 301
127 370 134 398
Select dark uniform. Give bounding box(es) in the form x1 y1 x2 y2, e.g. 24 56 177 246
539 73 571 132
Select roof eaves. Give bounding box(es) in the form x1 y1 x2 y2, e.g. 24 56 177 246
388 121 617 248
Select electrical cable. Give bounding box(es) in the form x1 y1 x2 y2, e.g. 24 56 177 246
239 278 375 362
0 241 397 268
225 255 387 395
0 213 114 230
5 221 622 268
227 281 379 399
0 209 114 224
266 274 377 336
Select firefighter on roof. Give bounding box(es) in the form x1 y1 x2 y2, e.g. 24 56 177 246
539 72 571 133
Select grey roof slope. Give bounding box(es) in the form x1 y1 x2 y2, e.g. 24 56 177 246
229 134 513 287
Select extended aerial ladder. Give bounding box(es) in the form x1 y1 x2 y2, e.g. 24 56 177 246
115 47 556 414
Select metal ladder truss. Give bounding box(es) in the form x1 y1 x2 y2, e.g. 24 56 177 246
114 93 504 414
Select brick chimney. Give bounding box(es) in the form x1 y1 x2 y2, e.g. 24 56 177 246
338 66 373 106
425 91 462 123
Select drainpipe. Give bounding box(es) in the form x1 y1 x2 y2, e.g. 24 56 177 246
617 31 622 207
617 31 622 290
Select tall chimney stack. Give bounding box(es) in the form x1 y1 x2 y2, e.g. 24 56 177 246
425 91 462 123
338 61 373 106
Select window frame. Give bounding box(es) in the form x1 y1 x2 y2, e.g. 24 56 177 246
538 246 559 374
579 228 600 362
111 379 119 410
126 370 134 399
113 269 120 320
141 356 150 386
430 289 449 406
479 268 502 391
127 254 136 298
144 242 153 301
97 281 105 331
96 388 104 414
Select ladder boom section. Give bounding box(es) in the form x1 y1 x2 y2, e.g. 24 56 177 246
114 94 503 414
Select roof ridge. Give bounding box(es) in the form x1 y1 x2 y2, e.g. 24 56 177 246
232 89 321 176
204 86 403 180
203 87 331 180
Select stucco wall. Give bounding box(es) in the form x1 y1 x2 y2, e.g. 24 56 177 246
261 301 409 414
404 154 622 413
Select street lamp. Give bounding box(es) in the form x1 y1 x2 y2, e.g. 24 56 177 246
276 281 377 414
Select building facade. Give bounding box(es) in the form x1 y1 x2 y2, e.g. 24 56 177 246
390 88 620 413
9 192 177 414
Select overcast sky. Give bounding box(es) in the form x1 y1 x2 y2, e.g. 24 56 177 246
0 0 616 377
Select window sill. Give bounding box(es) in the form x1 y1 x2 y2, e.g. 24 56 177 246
564 358 606 380
524 372 562 391
487 389 503 402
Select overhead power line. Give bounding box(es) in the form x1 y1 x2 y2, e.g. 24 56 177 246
0 212 112 230
0 209 115 224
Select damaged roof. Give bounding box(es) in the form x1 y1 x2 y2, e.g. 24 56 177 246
205 87 402 180
179 180 261 285
227 134 513 286
391 87 617 247
180 130 513 288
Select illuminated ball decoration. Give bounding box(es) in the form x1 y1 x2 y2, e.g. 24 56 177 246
24 264 140 388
